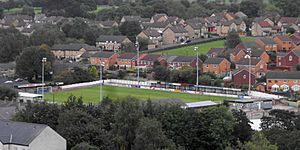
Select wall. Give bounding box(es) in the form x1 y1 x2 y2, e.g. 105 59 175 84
29 127 66 150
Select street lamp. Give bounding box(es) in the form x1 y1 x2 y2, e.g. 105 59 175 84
41 57 47 101
245 48 252 95
135 37 140 86
194 47 199 92
99 60 104 102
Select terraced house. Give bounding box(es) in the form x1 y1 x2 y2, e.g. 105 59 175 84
266 71 300 93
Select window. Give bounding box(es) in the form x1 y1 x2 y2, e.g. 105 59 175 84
268 80 271 83
275 80 278 83
243 75 246 79
260 65 263 69
279 57 281 60
289 55 293 61
294 80 298 83
283 80 287 83
279 62 281 66
213 65 217 68
206 64 209 68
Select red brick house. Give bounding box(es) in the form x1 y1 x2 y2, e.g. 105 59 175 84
225 48 246 63
274 35 295 52
290 32 300 46
162 25 188 45
250 49 270 64
117 53 137 69
231 68 256 88
207 48 225 58
169 56 203 70
139 54 167 68
276 48 300 70
266 71 300 93
236 58 268 78
255 38 278 52
90 52 118 69
202 57 231 76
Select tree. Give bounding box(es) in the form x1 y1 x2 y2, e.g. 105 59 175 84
13 103 61 130
270 0 300 17
21 5 35 17
16 46 55 81
153 65 170 81
240 1 261 18
243 132 277 150
0 86 17 101
225 30 241 49
54 67 96 84
113 97 144 150
119 21 142 42
71 142 99 150
31 24 65 46
89 66 99 78
0 28 28 63
133 118 176 150
231 110 253 144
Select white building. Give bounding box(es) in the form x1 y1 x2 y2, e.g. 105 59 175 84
0 120 66 150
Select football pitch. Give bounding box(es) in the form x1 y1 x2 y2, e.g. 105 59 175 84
45 85 233 104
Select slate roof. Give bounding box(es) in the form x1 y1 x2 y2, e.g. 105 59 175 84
140 54 161 61
276 35 292 42
168 25 187 33
267 71 300 80
204 57 226 64
148 22 170 29
51 43 87 51
171 56 197 63
235 11 247 18
100 20 118 27
250 49 265 57
91 52 116 58
96 35 129 43
143 29 161 37
118 53 137 60
226 48 243 56
152 13 167 22
187 22 203 30
207 48 225 55
258 38 276 45
240 41 262 50
122 16 142 22
276 52 287 57
292 50 300 57
0 120 47 146
236 58 262 66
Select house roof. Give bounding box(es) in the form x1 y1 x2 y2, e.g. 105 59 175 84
232 68 255 76
290 34 300 45
148 21 170 29
100 20 118 27
225 48 243 56
96 35 129 43
152 13 168 22
258 38 276 45
250 49 265 57
0 62 16 70
267 71 300 80
91 51 116 58
292 50 300 57
279 17 298 24
204 57 226 64
239 41 262 50
119 53 137 60
276 52 287 57
171 56 198 63
140 54 161 61
122 16 142 22
142 29 161 37
168 25 187 33
235 11 247 18
236 58 262 66
275 35 292 42
257 21 272 28
51 43 87 51
187 22 203 30
207 48 225 55
0 120 47 146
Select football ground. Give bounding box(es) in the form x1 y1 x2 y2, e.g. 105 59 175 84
45 85 232 104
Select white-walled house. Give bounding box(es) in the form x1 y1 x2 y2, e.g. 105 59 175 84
0 120 66 150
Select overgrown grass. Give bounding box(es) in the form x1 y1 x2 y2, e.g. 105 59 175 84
153 37 256 56
45 85 233 104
